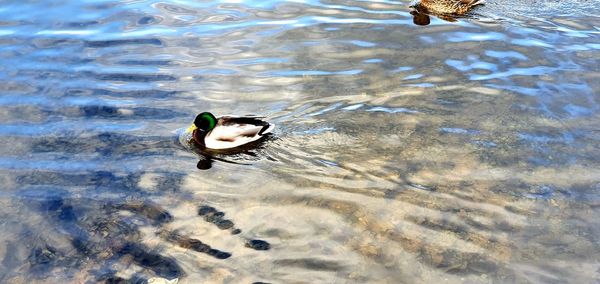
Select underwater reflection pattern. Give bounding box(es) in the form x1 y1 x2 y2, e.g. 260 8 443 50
0 0 599 282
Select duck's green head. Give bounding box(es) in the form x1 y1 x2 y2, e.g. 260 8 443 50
188 112 217 133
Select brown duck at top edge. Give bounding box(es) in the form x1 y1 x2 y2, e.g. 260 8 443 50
416 0 485 15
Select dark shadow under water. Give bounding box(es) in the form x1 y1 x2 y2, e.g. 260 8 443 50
3 189 272 283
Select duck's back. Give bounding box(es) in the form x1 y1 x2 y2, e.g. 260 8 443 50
420 0 483 14
204 116 274 149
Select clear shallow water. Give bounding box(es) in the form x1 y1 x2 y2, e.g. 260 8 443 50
1 0 599 283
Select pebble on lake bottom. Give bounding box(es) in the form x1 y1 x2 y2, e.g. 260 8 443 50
245 239 271 251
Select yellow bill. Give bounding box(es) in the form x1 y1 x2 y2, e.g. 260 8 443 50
187 124 197 133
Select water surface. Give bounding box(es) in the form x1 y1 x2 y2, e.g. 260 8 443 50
1 0 599 283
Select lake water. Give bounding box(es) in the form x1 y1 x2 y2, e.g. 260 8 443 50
1 0 599 283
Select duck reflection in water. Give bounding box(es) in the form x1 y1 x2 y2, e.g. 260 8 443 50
194 143 273 170
184 112 275 170
195 151 262 170
410 0 485 26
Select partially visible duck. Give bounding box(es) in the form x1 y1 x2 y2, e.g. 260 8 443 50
187 112 274 151
414 0 485 15
411 10 433 26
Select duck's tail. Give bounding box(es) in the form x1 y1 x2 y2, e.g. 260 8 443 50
258 123 274 136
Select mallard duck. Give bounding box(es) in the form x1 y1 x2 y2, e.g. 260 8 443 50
415 0 485 15
187 112 274 151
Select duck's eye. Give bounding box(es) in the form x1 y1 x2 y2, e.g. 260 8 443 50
197 119 211 131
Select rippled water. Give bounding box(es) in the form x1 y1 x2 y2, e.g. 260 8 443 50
1 0 599 283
